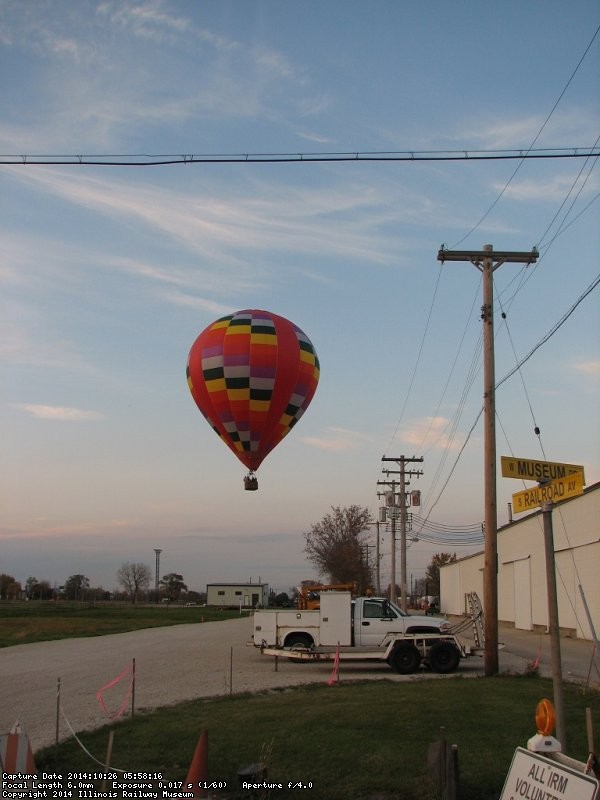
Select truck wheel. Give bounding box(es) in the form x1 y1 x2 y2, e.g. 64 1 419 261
390 643 421 674
428 641 460 673
285 634 313 649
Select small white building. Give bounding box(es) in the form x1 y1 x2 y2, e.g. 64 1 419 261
206 582 269 608
440 481 599 640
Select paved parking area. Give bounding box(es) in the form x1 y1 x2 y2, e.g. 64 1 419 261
1 615 597 753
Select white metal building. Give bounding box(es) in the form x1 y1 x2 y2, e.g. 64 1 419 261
440 482 599 640
206 582 269 608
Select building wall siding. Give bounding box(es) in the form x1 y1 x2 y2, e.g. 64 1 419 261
206 583 269 607
440 484 599 640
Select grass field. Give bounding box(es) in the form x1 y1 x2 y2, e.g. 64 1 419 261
7 603 600 798
35 676 600 800
0 601 248 647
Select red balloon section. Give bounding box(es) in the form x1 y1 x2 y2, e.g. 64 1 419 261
187 310 320 473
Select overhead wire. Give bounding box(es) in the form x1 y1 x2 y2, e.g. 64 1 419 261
383 263 443 455
536 136 600 252
415 22 600 527
1 147 598 166
495 273 600 391
450 21 600 249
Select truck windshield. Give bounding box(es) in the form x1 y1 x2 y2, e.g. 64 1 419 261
365 599 406 619
388 600 407 618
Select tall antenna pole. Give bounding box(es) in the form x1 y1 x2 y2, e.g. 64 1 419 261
437 245 538 675
154 548 162 601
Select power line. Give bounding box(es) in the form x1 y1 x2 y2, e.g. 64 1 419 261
421 272 600 517
450 22 600 247
496 272 600 390
1 147 598 167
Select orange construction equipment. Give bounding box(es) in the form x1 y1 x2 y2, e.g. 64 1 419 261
296 583 356 610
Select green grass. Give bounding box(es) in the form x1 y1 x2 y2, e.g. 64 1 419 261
36 677 599 800
0 601 248 647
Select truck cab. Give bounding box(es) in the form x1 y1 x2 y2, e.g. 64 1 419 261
353 597 450 647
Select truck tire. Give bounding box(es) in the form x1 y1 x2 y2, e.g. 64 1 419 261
389 643 421 674
427 641 460 673
284 634 313 649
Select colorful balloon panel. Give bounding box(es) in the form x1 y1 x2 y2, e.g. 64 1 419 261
186 310 320 472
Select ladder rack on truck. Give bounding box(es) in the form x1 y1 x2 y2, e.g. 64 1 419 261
260 631 480 675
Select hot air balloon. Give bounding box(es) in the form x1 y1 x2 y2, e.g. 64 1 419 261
186 309 320 490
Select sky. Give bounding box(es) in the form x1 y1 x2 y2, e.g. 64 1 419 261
1 1 599 597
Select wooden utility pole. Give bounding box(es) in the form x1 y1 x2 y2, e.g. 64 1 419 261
437 245 538 676
377 478 397 602
541 501 566 749
381 456 423 610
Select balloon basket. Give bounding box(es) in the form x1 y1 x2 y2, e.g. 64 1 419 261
244 473 258 491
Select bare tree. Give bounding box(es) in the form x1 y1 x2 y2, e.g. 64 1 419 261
304 505 373 593
117 562 151 604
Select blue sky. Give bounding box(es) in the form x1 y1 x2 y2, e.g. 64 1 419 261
1 1 599 595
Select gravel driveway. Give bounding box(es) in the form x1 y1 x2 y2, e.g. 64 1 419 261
1 616 596 754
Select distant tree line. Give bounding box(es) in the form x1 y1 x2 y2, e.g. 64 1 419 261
3 514 455 608
0 566 201 605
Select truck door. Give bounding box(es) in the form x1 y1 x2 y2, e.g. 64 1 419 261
355 598 405 647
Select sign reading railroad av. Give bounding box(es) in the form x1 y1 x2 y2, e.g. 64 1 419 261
512 472 584 514
501 456 585 484
500 748 599 800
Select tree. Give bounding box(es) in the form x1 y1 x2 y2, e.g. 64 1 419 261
63 574 90 601
268 590 291 607
304 505 373 593
0 574 18 600
160 573 187 602
425 552 457 596
24 576 53 600
117 562 151 604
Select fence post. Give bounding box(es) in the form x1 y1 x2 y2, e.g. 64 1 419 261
131 658 136 719
55 677 61 759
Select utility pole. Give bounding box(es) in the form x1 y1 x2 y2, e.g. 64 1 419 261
437 244 538 676
375 521 382 596
380 455 424 610
377 479 397 602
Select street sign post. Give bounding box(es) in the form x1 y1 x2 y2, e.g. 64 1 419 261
501 456 585 483
512 472 585 514
500 747 599 800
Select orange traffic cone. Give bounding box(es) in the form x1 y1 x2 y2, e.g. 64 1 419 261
180 729 208 799
0 721 37 777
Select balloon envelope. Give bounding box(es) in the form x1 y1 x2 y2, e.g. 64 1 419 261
186 309 320 472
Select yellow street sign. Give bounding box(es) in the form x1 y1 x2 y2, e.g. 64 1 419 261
512 472 584 514
501 456 585 484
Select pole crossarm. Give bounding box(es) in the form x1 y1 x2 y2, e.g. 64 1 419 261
437 247 539 266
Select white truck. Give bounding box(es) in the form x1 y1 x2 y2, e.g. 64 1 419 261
252 592 471 674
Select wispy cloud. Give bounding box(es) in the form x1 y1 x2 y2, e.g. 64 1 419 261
574 360 600 376
13 404 105 421
0 518 137 540
98 0 191 43
10 168 413 274
300 427 374 453
457 109 600 150
495 173 600 202
400 416 463 451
